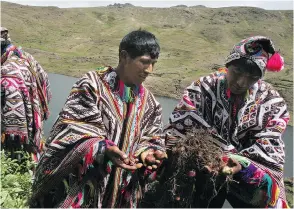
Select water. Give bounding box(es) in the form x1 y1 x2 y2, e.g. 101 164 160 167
45 73 293 178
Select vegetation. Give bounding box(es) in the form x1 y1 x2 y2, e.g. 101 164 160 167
0 151 33 208
0 2 293 207
1 2 292 124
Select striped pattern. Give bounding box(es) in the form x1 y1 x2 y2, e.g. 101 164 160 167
165 68 290 207
1 45 51 157
30 67 165 208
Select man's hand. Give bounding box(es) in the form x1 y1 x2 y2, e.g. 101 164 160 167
203 157 241 176
105 145 138 171
221 157 242 175
140 149 167 170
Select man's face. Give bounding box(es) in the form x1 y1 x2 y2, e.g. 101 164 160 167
226 64 261 95
122 52 157 86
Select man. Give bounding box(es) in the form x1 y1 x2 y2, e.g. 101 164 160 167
165 36 290 208
29 30 166 208
1 27 51 162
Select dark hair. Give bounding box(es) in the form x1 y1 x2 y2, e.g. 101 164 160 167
1 30 11 53
119 29 160 59
226 57 261 77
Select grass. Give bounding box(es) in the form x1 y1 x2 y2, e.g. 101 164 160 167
1 2 293 124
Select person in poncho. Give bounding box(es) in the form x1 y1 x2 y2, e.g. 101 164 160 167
164 36 290 208
1 27 51 162
29 30 166 208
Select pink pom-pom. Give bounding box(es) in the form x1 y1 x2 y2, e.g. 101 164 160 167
266 52 284 72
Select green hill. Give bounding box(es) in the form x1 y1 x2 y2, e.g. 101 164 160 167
1 2 293 120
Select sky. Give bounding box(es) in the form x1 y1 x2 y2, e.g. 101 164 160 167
2 0 294 10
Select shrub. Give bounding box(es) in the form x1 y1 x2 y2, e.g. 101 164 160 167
1 151 33 208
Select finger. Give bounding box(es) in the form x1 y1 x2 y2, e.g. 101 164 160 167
120 163 138 171
140 149 154 165
123 157 130 165
220 160 227 168
155 160 161 164
111 157 137 170
106 146 127 159
231 162 242 174
147 165 152 170
136 163 143 169
203 165 213 174
135 158 139 163
152 165 157 169
140 151 149 166
113 148 128 160
129 157 135 166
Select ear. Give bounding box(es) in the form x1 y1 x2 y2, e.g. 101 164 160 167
119 50 128 63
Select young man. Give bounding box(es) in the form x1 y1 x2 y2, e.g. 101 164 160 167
29 30 166 208
165 36 290 208
1 27 51 162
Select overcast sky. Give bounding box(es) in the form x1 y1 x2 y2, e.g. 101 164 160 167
3 0 293 10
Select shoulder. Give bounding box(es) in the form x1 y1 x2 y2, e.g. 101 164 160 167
188 68 227 91
73 67 114 91
22 51 34 61
255 80 289 117
1 55 30 77
258 80 283 99
141 85 162 110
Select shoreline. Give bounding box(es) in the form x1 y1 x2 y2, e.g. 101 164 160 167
48 71 294 126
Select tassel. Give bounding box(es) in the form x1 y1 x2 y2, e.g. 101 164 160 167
226 88 231 99
282 200 289 208
31 153 38 163
62 179 69 193
83 146 94 171
266 52 284 72
20 135 25 143
71 191 84 208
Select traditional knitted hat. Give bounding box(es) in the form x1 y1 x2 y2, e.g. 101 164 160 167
225 36 284 77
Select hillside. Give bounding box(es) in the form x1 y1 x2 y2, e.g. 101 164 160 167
1 2 293 118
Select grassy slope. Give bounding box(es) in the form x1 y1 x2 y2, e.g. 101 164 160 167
285 177 294 208
1 2 293 123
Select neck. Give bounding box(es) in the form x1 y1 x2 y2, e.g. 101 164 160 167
115 64 134 87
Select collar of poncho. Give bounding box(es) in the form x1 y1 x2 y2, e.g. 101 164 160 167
1 44 23 64
97 66 141 103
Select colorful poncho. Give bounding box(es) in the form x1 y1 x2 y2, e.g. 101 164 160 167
165 68 290 208
1 45 51 160
29 67 165 208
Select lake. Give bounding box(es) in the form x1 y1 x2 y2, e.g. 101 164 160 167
45 73 293 178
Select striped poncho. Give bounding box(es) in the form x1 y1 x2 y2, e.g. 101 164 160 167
30 67 165 208
165 68 290 208
1 45 51 160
